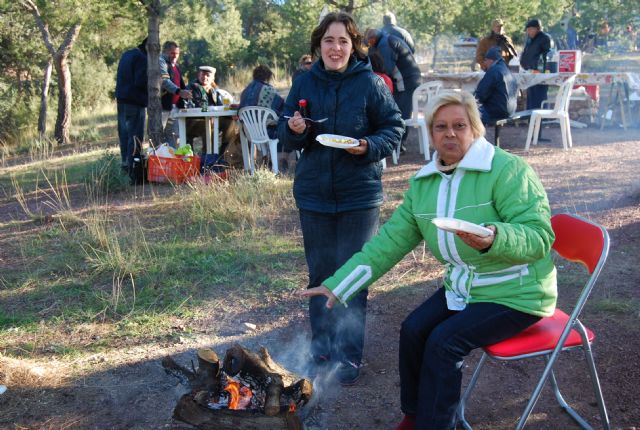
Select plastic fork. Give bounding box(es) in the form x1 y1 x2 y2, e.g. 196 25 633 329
283 116 328 123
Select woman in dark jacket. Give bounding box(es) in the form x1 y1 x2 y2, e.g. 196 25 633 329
278 12 404 385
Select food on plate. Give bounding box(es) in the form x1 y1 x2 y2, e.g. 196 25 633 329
327 137 356 144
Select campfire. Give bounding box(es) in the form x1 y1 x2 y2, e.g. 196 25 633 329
162 344 313 430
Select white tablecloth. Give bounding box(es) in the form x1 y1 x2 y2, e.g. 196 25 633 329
422 71 640 92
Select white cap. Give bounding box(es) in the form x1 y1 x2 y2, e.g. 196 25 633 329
199 66 216 74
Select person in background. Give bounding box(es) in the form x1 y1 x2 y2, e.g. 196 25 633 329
366 28 421 153
520 18 552 141
292 54 314 83
115 37 148 173
474 18 518 71
183 66 237 156
474 47 517 125
239 65 288 170
278 12 404 385
381 10 415 54
302 90 556 430
159 41 192 147
369 50 394 94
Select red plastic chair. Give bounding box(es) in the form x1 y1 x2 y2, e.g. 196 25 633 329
457 213 611 430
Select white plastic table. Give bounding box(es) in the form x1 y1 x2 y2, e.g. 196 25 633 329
172 106 252 171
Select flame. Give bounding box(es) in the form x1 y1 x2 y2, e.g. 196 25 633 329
223 379 253 410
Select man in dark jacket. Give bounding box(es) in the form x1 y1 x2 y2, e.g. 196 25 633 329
366 28 421 151
115 38 148 171
474 47 518 124
521 19 552 110
381 10 415 54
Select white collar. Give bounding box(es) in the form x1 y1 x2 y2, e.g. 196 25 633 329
415 136 495 179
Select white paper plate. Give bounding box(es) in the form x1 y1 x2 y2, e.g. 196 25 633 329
432 217 494 237
316 134 359 148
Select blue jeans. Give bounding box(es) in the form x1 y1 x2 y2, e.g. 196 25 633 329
117 103 146 167
299 207 379 364
399 288 541 429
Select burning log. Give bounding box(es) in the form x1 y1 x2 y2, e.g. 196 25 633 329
223 345 312 416
163 344 312 430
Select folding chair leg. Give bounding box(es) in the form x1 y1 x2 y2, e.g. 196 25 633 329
581 333 611 430
546 362 592 429
457 353 488 430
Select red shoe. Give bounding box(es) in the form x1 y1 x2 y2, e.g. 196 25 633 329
394 415 416 430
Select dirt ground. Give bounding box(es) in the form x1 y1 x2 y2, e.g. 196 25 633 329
1 124 639 430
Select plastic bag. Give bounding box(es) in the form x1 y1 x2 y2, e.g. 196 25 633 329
156 143 175 158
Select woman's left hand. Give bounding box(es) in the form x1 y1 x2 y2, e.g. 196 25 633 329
345 139 368 155
457 225 496 251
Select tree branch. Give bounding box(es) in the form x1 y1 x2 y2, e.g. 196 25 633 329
19 0 56 56
56 24 82 60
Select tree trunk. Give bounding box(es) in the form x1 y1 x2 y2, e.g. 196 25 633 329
54 54 72 144
38 59 52 139
21 1 80 145
146 0 163 147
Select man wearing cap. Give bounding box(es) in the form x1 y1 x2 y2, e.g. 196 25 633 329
474 47 518 125
184 66 238 155
475 19 518 71
521 19 552 111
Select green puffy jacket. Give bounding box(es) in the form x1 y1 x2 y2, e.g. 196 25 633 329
323 137 557 317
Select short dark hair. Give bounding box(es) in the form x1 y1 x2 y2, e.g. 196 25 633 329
253 64 273 82
310 12 366 61
162 41 179 52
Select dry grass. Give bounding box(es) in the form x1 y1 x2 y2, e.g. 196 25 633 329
0 355 70 390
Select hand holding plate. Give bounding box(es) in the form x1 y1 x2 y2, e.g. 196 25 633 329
457 225 496 251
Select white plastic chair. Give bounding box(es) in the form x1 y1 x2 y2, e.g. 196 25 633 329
238 106 280 174
524 75 576 151
403 81 443 162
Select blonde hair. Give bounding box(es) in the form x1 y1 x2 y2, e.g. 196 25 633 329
426 90 485 139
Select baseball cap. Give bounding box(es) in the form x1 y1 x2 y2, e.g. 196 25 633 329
484 47 502 61
525 18 542 30
199 66 216 74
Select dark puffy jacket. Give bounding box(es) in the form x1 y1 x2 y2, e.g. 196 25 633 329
277 57 404 213
521 31 552 71
375 33 421 92
475 58 518 120
115 46 148 107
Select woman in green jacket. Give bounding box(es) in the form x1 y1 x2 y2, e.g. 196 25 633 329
302 90 557 430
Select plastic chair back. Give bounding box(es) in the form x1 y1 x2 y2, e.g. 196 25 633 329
552 75 577 114
412 81 443 119
238 106 278 144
